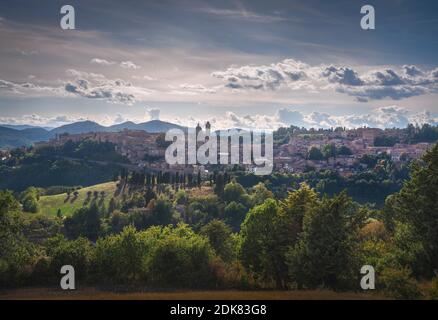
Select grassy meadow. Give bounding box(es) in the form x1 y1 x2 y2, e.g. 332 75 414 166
36 181 118 216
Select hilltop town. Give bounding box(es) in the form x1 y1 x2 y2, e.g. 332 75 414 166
22 123 436 177
274 127 432 176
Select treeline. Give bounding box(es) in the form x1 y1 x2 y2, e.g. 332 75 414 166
405 123 438 144
37 139 128 163
237 152 409 205
306 144 352 160
272 123 438 146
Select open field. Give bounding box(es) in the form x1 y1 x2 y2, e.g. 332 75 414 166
0 288 385 300
37 182 118 216
186 185 214 198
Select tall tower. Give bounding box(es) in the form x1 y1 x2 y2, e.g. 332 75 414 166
196 122 202 135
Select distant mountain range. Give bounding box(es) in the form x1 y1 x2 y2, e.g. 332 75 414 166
0 120 185 149
0 124 54 131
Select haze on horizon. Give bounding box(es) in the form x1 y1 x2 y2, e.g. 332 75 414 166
0 0 437 130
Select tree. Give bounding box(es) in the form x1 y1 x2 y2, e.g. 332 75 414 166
383 142 438 277
280 183 319 238
223 181 248 204
214 173 225 197
337 145 352 156
108 197 119 214
322 143 337 160
286 192 366 290
144 188 156 206
307 147 324 161
200 219 236 262
250 182 273 207
197 171 202 188
379 267 421 299
150 196 174 226
94 226 145 283
275 183 320 286
186 196 221 230
44 234 93 282
64 203 102 241
240 199 284 288
224 201 247 231
0 190 35 287
20 187 40 213
147 224 217 288
174 190 188 205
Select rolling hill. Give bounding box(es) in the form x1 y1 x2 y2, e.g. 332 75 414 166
50 120 107 135
0 126 53 148
50 119 185 134
0 119 186 148
37 181 118 216
0 124 54 130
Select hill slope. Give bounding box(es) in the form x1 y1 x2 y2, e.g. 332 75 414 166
52 120 185 135
37 181 118 216
50 120 107 135
0 126 53 148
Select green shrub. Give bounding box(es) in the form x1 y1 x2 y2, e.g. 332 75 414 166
147 225 217 288
429 276 438 300
379 267 421 299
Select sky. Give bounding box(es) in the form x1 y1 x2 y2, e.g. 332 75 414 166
0 0 437 129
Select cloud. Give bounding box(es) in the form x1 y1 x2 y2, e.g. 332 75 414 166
403 65 424 77
114 113 126 124
212 59 311 91
146 108 160 120
303 112 339 128
16 49 39 56
132 75 156 81
0 113 136 128
275 108 306 127
196 8 286 23
90 58 116 66
301 106 437 129
91 58 144 70
212 59 438 101
322 66 364 86
169 83 216 95
335 85 427 101
0 69 153 104
0 78 62 95
3 107 435 131
409 111 438 126
173 106 437 131
0 114 84 127
120 61 141 69
63 69 153 105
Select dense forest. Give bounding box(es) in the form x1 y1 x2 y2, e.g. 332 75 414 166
1 142 438 299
